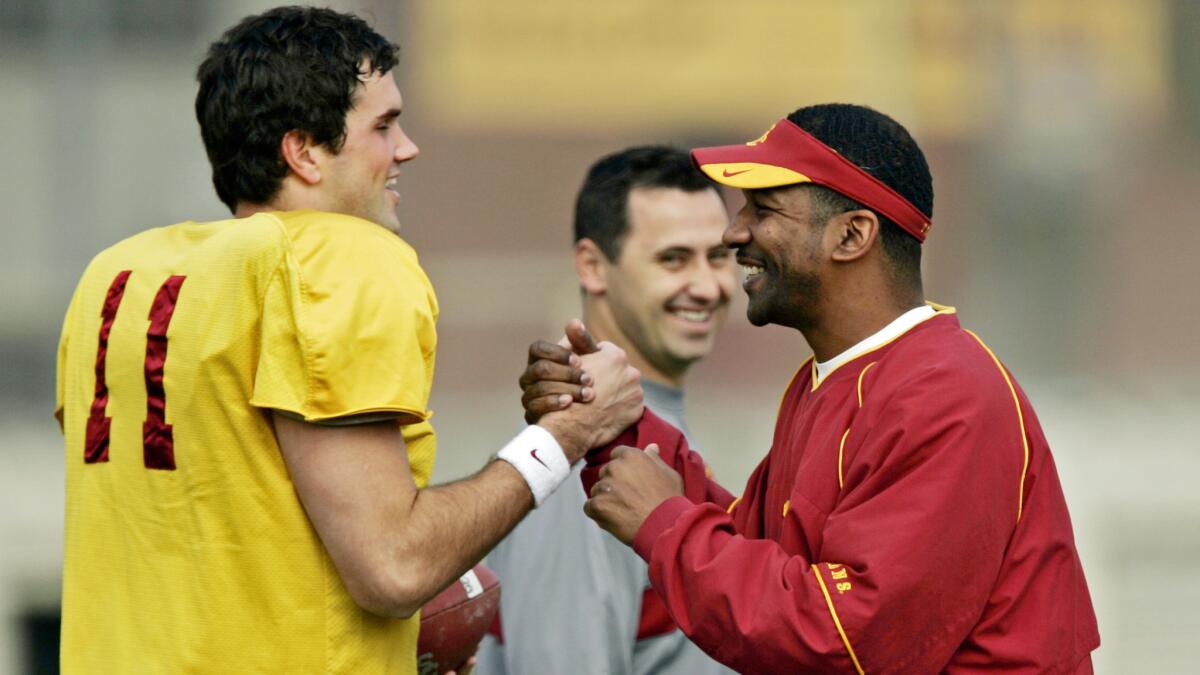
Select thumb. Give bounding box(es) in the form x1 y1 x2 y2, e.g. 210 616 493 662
644 443 660 457
565 319 600 355
554 334 582 367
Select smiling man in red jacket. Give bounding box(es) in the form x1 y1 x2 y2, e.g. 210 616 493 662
523 103 1099 673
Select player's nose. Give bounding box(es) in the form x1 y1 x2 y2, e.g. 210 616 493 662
394 128 419 162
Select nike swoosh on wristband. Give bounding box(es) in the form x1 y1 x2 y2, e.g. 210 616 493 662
530 449 549 470
722 168 752 177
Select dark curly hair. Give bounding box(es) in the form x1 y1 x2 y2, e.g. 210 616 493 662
786 104 932 285
195 6 399 211
574 145 719 261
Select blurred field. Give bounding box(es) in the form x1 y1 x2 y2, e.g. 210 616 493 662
2 1 1198 671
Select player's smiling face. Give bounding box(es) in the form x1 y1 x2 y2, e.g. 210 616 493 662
314 70 418 232
603 187 735 378
723 186 827 329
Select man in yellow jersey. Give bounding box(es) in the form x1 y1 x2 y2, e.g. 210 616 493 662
54 7 642 674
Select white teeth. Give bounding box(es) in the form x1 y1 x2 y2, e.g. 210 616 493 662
742 264 764 276
674 309 710 322
386 177 398 188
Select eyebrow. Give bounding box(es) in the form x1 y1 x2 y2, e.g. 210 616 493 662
745 190 771 207
748 188 788 208
374 108 403 123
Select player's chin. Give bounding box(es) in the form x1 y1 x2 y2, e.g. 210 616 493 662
745 299 773 327
664 338 713 365
375 208 402 233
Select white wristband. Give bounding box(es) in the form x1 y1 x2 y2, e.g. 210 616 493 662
496 425 570 506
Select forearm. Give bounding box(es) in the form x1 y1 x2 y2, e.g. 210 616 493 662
380 459 533 616
276 414 544 619
374 419 588 617
634 499 857 673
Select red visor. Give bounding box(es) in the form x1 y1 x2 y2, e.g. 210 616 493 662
692 119 932 241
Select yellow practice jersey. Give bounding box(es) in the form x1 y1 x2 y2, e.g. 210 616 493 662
55 210 439 674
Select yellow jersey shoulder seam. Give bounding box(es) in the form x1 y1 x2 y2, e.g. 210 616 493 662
260 214 322 417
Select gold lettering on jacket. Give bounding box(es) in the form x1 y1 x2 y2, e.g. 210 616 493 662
827 563 853 594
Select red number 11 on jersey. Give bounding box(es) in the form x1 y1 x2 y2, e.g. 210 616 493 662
84 270 187 470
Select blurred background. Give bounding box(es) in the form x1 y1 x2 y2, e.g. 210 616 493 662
2 0 1197 671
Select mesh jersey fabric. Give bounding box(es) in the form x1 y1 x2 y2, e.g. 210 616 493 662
56 210 438 674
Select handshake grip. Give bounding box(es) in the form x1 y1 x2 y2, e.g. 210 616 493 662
557 341 644 455
520 322 645 457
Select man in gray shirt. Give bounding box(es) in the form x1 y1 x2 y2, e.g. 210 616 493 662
478 146 738 675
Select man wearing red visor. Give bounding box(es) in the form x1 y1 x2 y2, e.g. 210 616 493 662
521 104 1099 673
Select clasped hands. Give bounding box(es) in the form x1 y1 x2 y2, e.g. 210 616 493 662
522 320 684 545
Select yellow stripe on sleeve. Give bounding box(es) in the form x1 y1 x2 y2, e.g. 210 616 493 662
812 564 866 674
837 428 851 490
964 330 1031 522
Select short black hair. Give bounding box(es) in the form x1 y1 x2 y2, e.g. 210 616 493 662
574 145 719 260
195 6 399 211
786 104 932 284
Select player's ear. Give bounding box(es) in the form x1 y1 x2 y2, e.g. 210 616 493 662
280 130 322 186
830 210 879 263
575 238 609 294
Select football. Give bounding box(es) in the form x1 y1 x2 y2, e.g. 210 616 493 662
417 563 501 674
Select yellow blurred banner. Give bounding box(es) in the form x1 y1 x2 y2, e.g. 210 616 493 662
410 0 1167 138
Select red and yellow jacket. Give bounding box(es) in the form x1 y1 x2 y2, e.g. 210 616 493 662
586 312 1098 674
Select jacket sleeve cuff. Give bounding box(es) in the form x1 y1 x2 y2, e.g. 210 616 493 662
632 495 694 562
